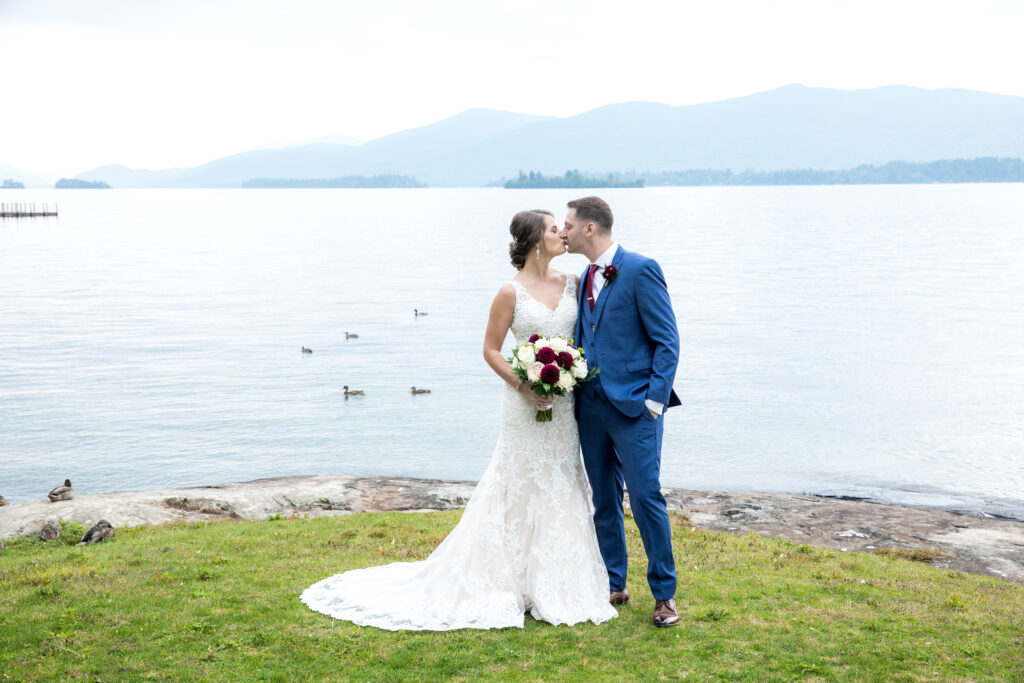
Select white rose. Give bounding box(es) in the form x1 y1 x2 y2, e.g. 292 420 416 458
572 359 588 379
556 372 576 390
568 346 581 360
550 337 568 352
517 346 536 365
526 362 544 382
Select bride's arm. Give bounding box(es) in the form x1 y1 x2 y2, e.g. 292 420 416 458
483 284 551 410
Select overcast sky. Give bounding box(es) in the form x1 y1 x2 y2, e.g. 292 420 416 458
1 0 1021 175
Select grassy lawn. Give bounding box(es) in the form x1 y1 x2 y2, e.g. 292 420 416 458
1 510 1022 682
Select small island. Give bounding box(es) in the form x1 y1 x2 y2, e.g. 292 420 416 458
2 179 26 189
55 178 111 189
504 170 644 189
242 174 425 188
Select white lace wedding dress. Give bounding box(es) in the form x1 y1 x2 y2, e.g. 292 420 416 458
301 275 617 630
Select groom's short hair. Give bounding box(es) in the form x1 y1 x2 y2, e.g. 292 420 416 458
567 196 613 234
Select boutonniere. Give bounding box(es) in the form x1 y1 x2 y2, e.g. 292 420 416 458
602 264 619 282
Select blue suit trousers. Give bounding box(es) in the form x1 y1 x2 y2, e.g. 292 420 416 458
578 378 677 601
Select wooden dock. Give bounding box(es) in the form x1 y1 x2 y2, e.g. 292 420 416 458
0 202 58 218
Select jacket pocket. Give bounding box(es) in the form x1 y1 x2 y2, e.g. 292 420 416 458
625 356 652 373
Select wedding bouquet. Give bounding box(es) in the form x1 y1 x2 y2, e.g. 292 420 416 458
508 333 597 422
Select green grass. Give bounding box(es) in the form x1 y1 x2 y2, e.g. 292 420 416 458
1 510 1022 682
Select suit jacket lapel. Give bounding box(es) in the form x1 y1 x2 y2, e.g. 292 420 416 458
592 246 625 328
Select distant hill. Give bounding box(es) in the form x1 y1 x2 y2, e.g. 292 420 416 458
242 174 425 188
74 85 1024 187
0 161 56 188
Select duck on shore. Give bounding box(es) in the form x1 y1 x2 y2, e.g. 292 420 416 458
411 386 431 394
48 479 74 502
0 495 8 506
80 519 115 544
39 522 61 540
343 385 364 397
345 332 359 339
301 346 313 354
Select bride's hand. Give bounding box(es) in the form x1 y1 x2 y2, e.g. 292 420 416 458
517 382 553 411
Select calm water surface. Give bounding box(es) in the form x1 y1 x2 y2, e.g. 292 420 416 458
1 186 1022 517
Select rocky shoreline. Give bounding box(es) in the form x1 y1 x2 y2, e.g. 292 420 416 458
2 475 1022 583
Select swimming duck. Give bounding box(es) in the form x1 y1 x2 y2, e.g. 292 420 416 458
343 385 364 397
414 309 428 316
80 519 115 544
48 479 74 502
345 332 359 339
302 347 313 353
39 522 61 541
411 386 431 394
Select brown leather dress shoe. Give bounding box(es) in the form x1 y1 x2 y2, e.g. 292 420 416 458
653 598 679 627
609 589 630 606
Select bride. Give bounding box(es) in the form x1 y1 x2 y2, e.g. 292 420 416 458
301 209 617 630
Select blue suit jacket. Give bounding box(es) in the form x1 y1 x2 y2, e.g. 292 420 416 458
575 247 682 418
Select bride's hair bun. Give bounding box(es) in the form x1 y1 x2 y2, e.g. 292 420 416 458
509 209 553 270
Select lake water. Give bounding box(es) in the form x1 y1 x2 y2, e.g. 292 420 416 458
1 186 1022 518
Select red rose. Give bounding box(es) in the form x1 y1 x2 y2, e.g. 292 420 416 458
540 364 560 384
528 334 540 343
536 347 556 364
557 351 574 370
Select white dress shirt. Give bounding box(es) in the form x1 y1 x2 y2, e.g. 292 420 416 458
588 242 618 303
589 243 664 417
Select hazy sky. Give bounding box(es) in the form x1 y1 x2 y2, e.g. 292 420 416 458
1 0 1021 174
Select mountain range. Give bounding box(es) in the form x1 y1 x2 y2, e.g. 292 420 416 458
7 84 1024 188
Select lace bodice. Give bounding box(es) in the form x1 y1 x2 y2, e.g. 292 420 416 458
509 274 577 345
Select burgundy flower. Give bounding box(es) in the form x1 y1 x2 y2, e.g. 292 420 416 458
540 364 560 384
602 264 619 281
556 351 574 370
528 333 540 343
536 346 556 364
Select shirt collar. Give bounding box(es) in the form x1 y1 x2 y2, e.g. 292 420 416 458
591 242 618 268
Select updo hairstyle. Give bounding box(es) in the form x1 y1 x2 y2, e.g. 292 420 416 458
509 209 553 270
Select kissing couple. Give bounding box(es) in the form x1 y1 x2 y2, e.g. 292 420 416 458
302 196 682 630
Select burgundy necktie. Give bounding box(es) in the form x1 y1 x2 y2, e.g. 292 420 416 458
586 263 599 311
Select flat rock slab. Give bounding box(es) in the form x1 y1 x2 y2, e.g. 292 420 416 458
661 489 1024 583
2 476 1022 583
0 475 474 538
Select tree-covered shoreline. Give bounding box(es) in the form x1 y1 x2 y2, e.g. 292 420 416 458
643 157 1024 186
501 157 1024 188
505 170 644 189
55 178 110 189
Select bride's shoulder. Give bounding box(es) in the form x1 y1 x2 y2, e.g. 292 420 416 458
494 281 519 304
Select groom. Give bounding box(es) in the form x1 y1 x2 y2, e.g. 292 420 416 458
560 196 682 628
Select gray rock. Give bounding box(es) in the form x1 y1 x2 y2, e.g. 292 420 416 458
661 488 1024 584
834 529 871 538
1 475 1022 584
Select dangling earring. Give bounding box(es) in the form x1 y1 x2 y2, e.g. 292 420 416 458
536 244 541 260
